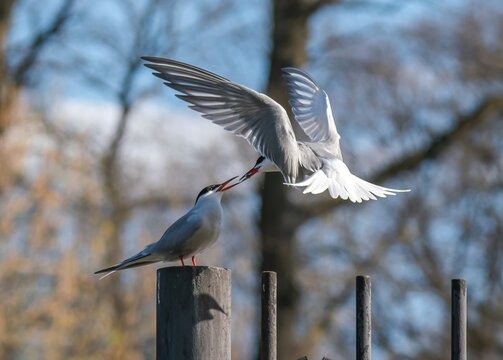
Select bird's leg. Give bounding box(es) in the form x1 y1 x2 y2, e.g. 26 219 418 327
180 257 185 266
191 256 197 266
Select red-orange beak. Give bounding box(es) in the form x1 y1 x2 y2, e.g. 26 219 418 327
217 176 239 192
239 166 260 182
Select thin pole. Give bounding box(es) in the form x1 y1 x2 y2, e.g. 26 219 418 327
261 271 277 360
156 266 231 360
356 275 371 360
452 279 467 360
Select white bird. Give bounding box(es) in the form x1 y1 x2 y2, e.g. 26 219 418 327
95 177 238 279
143 57 409 203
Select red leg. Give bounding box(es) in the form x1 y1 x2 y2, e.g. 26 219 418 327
191 256 197 266
180 257 185 266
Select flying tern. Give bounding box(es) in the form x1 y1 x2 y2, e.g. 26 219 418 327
143 57 409 203
95 176 238 279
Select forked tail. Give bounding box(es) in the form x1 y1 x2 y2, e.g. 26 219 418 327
287 160 410 203
94 252 159 280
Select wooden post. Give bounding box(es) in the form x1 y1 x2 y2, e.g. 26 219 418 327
452 279 467 360
356 275 371 360
261 271 277 360
156 266 231 360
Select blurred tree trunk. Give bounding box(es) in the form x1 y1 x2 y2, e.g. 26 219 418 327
259 0 312 358
259 1 503 358
0 0 17 136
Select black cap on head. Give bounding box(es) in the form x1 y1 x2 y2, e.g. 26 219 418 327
195 184 220 204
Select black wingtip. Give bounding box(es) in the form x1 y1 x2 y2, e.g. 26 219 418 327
141 56 160 62
143 63 162 72
141 56 171 67
281 67 320 88
280 68 300 82
141 56 178 66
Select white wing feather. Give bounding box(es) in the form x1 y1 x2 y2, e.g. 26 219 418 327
282 67 340 144
144 57 300 182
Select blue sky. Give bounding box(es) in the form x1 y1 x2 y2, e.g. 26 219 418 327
5 1 502 358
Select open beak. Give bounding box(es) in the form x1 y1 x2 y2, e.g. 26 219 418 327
217 176 239 192
239 166 260 182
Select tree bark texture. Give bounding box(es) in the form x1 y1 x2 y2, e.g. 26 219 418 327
157 266 231 360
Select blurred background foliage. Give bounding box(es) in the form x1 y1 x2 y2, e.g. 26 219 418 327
0 0 502 359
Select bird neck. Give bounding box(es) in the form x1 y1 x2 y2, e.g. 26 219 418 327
194 194 223 223
195 193 223 208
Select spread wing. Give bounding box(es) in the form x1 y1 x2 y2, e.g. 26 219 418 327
143 57 300 182
282 67 340 145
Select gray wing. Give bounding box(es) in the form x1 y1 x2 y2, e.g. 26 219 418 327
297 142 323 178
282 67 340 145
152 211 203 256
143 57 300 182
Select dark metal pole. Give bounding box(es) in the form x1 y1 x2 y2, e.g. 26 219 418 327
156 266 231 360
356 275 371 360
261 271 277 360
452 279 467 360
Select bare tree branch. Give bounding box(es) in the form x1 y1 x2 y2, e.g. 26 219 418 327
0 0 75 136
0 0 19 136
306 0 421 15
305 0 341 14
12 0 76 84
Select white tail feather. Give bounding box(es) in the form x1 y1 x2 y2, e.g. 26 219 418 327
303 171 327 194
95 251 159 280
287 160 410 203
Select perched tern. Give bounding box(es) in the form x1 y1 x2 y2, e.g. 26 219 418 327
143 57 409 203
95 176 238 279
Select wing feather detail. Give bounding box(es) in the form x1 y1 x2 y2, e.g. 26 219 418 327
144 57 300 182
282 67 340 144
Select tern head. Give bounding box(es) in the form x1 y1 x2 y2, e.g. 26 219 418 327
240 156 277 181
195 176 238 204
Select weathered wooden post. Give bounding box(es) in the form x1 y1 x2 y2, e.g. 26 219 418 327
356 275 371 360
156 266 231 360
451 279 467 360
261 271 277 360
